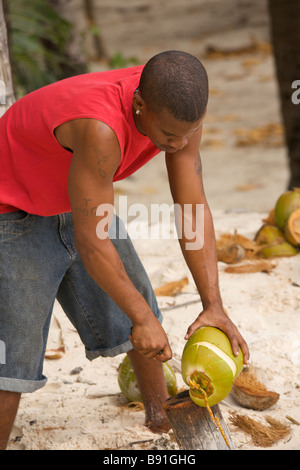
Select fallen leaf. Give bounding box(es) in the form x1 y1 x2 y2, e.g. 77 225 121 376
262 208 276 225
235 183 263 192
45 347 65 360
224 259 276 274
154 277 189 296
234 123 284 148
45 315 65 359
241 57 263 69
201 138 224 148
142 187 158 194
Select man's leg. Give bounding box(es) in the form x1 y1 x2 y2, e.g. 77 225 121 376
127 350 170 433
0 391 21 450
0 212 75 449
57 214 170 433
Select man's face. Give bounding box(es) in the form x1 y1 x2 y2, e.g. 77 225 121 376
135 106 205 154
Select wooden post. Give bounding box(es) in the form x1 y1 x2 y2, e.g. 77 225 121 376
163 390 235 450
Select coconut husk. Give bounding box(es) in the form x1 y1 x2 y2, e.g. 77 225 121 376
217 222 298 271
217 243 246 264
231 369 279 410
284 208 300 246
286 415 300 426
229 411 290 447
217 231 259 264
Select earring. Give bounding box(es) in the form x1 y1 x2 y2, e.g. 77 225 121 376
136 109 141 115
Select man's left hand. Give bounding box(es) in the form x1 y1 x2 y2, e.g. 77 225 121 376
185 306 250 365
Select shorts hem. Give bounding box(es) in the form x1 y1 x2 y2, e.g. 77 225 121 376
0 375 48 393
86 339 133 360
86 311 163 360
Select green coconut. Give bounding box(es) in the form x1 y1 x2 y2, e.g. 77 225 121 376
255 224 285 245
255 224 298 258
274 188 300 231
117 355 178 403
181 327 244 407
260 241 298 258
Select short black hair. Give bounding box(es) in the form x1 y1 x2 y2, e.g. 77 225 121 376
139 50 208 122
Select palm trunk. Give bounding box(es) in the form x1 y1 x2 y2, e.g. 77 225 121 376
268 0 300 188
0 0 15 117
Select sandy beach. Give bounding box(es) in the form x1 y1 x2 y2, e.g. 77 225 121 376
7 31 300 451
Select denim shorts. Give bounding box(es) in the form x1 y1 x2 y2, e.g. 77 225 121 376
0 211 162 393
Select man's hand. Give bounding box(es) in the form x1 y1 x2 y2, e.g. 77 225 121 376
185 306 250 365
129 316 172 362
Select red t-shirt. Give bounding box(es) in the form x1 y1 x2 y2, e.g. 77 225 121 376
0 66 160 215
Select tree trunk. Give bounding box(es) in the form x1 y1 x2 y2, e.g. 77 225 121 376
0 0 15 117
83 0 107 60
268 0 300 189
163 390 235 450
46 0 88 76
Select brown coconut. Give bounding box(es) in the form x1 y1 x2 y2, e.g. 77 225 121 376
217 243 246 264
284 208 300 247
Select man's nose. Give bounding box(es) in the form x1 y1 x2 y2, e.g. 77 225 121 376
169 136 188 150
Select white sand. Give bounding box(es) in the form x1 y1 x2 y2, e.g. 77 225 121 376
7 35 300 451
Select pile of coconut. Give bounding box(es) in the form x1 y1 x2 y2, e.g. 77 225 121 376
216 188 300 273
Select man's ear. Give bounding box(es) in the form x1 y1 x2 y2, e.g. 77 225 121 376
132 89 146 115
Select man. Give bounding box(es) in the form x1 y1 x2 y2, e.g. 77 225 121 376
0 50 249 449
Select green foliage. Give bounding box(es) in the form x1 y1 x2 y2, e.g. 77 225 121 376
6 0 73 96
109 51 140 70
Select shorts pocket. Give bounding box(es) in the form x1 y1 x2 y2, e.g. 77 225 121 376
0 210 34 242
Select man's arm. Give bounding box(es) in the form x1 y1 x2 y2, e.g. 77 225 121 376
67 119 172 361
165 126 249 363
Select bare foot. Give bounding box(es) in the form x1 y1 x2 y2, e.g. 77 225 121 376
145 405 171 434
126 350 171 433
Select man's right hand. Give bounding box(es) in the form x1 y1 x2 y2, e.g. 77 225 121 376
66 119 172 363
129 316 172 362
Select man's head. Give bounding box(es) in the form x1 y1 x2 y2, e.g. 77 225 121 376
138 50 208 123
133 51 208 153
